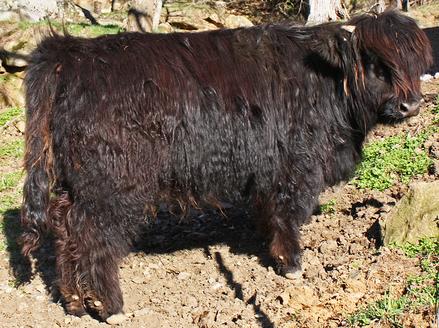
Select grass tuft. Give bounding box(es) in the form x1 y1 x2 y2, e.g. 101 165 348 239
349 238 438 326
320 200 336 214
0 139 24 159
0 193 20 215
394 238 438 258
18 20 124 37
352 132 433 191
348 292 408 327
0 171 23 193
0 107 23 128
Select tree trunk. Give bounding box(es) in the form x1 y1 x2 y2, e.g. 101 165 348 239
127 0 162 32
152 0 162 30
306 0 343 25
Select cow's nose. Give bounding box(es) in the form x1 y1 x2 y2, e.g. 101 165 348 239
400 98 423 117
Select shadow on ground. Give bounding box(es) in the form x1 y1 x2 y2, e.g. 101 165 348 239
2 208 58 298
3 206 276 326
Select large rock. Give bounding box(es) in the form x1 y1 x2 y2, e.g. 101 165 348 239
224 14 253 28
381 181 439 245
163 1 253 31
0 0 61 21
0 71 25 108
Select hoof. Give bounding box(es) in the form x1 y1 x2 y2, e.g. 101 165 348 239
278 263 302 280
284 269 303 280
64 294 86 317
85 297 110 321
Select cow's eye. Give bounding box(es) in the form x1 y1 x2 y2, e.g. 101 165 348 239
374 63 389 81
375 67 385 79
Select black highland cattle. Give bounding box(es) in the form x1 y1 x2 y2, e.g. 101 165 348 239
21 10 432 320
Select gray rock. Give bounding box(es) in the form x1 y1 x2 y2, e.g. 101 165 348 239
17 0 60 21
420 74 433 82
0 10 21 21
177 271 190 280
319 240 338 254
381 181 439 245
106 313 128 325
224 14 253 28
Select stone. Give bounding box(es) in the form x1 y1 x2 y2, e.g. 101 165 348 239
289 285 317 309
420 74 433 82
276 291 290 305
284 270 303 280
177 271 190 280
157 22 174 33
131 277 143 284
17 0 62 21
224 14 253 28
211 282 223 290
106 313 128 325
319 240 338 254
0 10 21 21
381 181 439 245
133 307 151 317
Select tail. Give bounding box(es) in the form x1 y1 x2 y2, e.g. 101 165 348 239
20 36 61 256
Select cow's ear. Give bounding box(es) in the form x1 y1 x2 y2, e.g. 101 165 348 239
310 26 354 69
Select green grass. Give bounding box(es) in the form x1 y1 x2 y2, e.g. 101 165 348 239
0 193 19 215
0 107 23 128
352 132 433 191
320 199 336 214
394 237 438 258
0 75 10 83
0 107 25 255
0 171 23 192
348 292 408 327
0 139 24 159
18 20 124 37
400 238 438 309
66 23 123 36
349 238 438 326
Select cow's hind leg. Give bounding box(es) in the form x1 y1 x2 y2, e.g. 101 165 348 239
80 239 125 321
52 197 130 320
50 194 86 317
76 210 131 321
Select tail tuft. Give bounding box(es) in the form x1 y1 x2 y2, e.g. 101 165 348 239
20 38 59 255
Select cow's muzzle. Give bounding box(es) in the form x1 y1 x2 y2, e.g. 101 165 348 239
399 98 423 118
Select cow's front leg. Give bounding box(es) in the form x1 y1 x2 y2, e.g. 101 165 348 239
255 187 318 279
268 214 303 278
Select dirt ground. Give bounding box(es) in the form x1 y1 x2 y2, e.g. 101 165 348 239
1 5 439 328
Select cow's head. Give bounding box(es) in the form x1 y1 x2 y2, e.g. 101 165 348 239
348 11 432 123
313 11 432 124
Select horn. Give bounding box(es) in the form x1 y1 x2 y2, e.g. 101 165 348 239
341 25 356 33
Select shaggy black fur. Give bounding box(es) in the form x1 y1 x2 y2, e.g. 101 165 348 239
21 10 431 320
